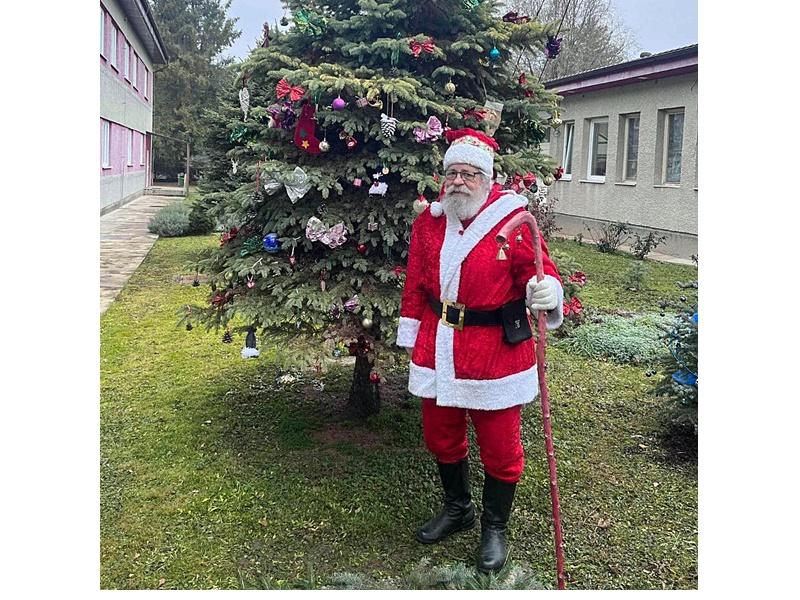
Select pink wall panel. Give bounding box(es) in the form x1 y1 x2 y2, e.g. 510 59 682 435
101 120 146 175
100 3 151 106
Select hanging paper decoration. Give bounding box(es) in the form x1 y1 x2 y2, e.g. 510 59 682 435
241 326 260 358
239 86 250 120
413 116 443 143
380 113 398 138
332 96 346 111
482 100 504 136
502 11 530 23
293 9 326 36
294 102 320 155
367 219 378 231
369 180 388 196
356 97 370 108
409 37 436 58
283 166 312 202
246 274 256 289
344 294 359 312
545 35 563 58
262 233 281 253
231 159 238 174
306 217 348 248
267 102 297 130
275 78 306 102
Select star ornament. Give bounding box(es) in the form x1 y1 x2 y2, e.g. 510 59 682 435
301 140 310 149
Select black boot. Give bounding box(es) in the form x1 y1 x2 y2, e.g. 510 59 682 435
477 472 517 573
416 459 476 544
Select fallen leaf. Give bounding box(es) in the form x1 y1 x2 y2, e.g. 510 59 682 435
133 553 140 560
638 444 648 449
158 578 166 587
597 517 612 529
259 517 269 527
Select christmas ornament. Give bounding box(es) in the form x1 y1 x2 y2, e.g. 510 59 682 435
463 0 483 8
444 80 456 94
231 159 238 174
283 166 312 202
353 177 363 187
356 97 370 108
330 303 342 319
357 243 368 255
317 203 327 215
263 233 281 253
246 274 256 289
306 217 348 248
367 219 378 231
320 270 328 292
483 100 504 136
409 37 436 58
344 294 359 312
554 166 565 180
294 8 326 36
362 318 373 329
369 181 388 196
545 35 563 58
502 11 530 23
289 245 297 267
239 85 250 120
345 135 358 150
413 195 429 214
222 330 233 344
380 113 398 138
192 276 200 287
550 115 563 128
332 96 346 111
275 78 305 102
523 172 537 188
294 102 321 154
220 226 239 246
241 327 260 358
260 22 271 48
381 166 390 175
319 139 330 152
543 174 555 186
463 107 487 122
489 46 501 61
280 16 289 26
413 116 443 143
239 236 262 257
369 371 381 384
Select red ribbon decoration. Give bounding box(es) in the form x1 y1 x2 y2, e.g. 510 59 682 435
463 107 487 122
409 37 436 58
275 78 305 102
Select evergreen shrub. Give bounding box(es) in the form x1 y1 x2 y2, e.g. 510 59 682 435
559 313 672 364
148 203 192 237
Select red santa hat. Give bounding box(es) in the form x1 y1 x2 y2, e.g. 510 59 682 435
443 128 500 176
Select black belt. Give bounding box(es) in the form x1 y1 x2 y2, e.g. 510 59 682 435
429 298 505 330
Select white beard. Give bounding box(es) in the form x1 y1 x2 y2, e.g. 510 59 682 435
442 183 491 221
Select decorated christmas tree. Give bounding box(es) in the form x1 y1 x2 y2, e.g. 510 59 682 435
186 0 564 417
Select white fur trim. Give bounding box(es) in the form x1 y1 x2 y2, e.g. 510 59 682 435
430 201 443 217
443 143 493 176
409 362 437 398
396 317 421 347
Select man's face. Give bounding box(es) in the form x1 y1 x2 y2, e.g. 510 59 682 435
442 163 491 220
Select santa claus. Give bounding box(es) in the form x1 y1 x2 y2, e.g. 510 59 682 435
396 128 564 573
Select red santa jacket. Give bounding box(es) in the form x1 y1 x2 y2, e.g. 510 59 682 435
397 184 563 410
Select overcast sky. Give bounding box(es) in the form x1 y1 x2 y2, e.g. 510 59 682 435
222 0 698 62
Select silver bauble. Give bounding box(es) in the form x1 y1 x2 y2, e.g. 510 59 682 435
362 318 373 329
319 140 330 152
444 81 456 94
543 174 555 186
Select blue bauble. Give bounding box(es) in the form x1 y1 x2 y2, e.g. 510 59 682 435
489 46 501 61
263 233 281 253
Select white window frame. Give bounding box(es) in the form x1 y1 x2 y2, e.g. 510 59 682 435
127 129 133 166
109 25 118 68
102 121 111 168
123 40 130 79
662 109 685 184
140 133 145 166
143 67 149 99
131 52 138 89
561 122 574 181
622 114 640 181
586 118 609 183
100 9 106 57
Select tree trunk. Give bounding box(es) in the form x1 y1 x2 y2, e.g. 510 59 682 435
347 354 380 418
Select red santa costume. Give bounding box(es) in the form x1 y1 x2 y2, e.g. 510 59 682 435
397 128 563 573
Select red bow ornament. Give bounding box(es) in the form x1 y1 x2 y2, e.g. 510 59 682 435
463 107 487 122
409 37 436 58
275 78 306 102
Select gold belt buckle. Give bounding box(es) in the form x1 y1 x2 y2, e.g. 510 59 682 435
441 300 466 331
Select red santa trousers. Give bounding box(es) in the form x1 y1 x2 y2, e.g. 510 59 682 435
421 397 524 483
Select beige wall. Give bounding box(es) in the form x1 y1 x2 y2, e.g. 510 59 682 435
548 72 698 257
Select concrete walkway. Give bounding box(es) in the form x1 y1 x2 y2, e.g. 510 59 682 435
100 193 180 314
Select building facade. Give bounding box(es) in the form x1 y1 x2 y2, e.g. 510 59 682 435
100 0 168 214
543 45 698 258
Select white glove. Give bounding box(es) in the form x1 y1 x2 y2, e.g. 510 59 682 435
526 276 559 312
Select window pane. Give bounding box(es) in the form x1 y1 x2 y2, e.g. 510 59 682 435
666 112 684 183
563 123 573 174
591 121 608 176
626 116 639 180
123 42 129 77
110 28 117 65
100 10 105 55
102 121 110 166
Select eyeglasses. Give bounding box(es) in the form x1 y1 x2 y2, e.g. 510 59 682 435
444 169 485 182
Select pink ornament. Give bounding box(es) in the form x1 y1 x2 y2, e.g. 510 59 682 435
332 96 346 111
353 178 362 187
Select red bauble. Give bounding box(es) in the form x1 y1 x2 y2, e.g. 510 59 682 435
357 243 368 255
523 172 537 187
369 371 381 383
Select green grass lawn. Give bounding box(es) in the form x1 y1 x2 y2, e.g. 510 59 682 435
100 235 697 590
